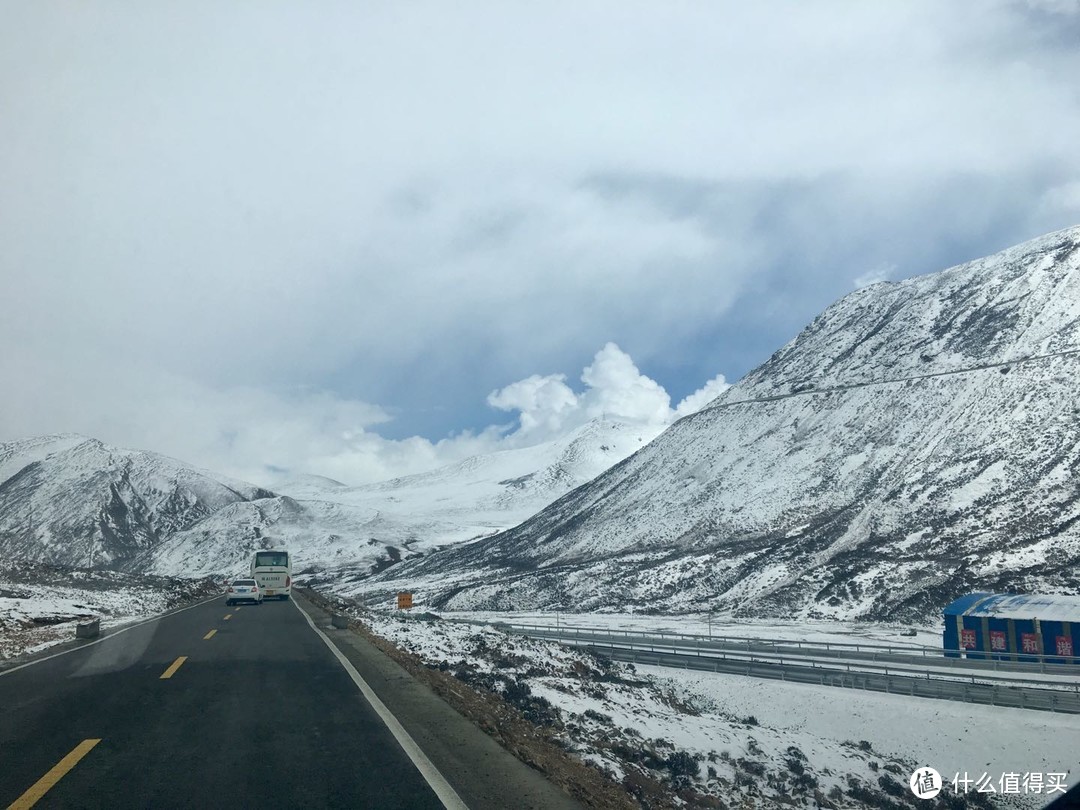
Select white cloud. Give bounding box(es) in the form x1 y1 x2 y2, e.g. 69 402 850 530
853 263 897 289
489 343 727 442
2 1 1079 481
674 374 731 419
579 343 673 425
486 374 579 435
1 340 726 487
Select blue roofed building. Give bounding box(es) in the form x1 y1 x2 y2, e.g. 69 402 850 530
943 593 1080 664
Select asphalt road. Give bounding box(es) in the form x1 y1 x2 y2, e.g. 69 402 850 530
0 595 447 809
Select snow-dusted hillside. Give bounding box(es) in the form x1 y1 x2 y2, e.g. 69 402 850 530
0 435 274 568
366 225 1080 622
292 416 664 540
0 419 660 579
149 417 664 580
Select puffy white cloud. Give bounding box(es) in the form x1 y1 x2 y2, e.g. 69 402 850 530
579 343 673 425
488 343 726 443
674 374 731 419
486 374 579 436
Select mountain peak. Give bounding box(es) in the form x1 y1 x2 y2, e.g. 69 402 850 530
0 434 276 569
719 223 1080 405
369 225 1080 621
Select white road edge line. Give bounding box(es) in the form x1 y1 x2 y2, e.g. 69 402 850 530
0 593 222 678
292 597 469 810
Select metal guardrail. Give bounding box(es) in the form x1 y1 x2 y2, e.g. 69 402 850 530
490 623 1080 714
497 623 1080 673
596 648 1080 714
516 630 1080 690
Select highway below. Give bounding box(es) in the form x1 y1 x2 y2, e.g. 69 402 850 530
0 594 579 810
494 624 1080 715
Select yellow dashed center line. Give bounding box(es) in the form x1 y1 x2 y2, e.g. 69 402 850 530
159 656 187 679
203 629 217 640
6 738 101 810
223 614 232 621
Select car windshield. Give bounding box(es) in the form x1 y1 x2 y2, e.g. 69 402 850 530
233 580 256 586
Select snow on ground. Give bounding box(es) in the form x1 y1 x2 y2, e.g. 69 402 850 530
648 668 1078 808
356 607 1073 808
0 565 219 661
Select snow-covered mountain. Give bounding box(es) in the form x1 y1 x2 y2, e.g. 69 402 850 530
159 417 664 580
290 416 664 542
367 225 1080 622
0 419 662 578
0 434 275 568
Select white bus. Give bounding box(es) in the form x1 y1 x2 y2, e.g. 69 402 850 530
250 549 291 600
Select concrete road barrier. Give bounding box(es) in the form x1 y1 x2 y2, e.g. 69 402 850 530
75 619 100 639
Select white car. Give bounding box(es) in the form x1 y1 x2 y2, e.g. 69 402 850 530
225 578 263 606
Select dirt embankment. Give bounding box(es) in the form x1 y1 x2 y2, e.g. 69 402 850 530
300 587 716 810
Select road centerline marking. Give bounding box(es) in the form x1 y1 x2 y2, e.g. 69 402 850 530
203 629 217 640
223 614 232 621
7 738 101 810
159 656 187 679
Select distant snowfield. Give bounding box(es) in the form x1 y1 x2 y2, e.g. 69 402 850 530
0 420 665 582
361 608 1078 808
143 417 665 579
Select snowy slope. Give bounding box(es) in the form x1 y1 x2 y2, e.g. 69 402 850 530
358 610 1079 808
142 417 664 578
298 417 663 538
0 419 658 578
367 225 1080 622
0 434 274 569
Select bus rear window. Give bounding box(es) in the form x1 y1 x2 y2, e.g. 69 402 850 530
254 551 289 568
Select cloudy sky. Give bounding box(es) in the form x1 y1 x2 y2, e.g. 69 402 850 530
3 1 1080 485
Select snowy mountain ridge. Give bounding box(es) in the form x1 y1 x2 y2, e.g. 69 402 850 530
363 225 1080 622
0 419 662 579
150 416 664 580
0 434 275 568
722 226 1080 398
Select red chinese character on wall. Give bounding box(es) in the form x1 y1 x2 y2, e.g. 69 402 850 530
990 630 1006 651
1021 633 1040 654
1056 636 1073 658
961 629 976 649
